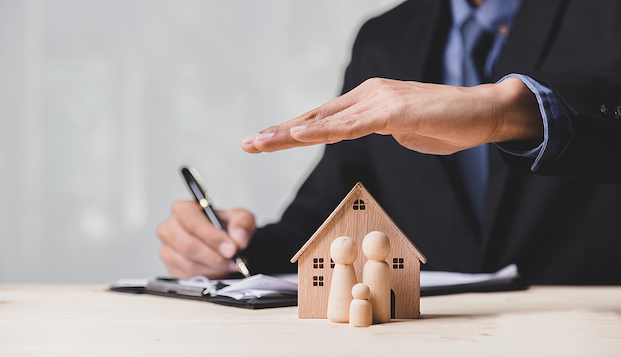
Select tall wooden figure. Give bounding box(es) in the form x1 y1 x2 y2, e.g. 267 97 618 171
327 236 358 323
362 231 391 324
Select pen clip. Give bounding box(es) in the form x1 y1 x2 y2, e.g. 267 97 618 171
188 167 203 184
181 166 225 229
182 166 212 205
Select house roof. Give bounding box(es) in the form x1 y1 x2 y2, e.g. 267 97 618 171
290 182 427 264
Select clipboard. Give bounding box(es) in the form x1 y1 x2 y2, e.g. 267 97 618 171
109 275 298 309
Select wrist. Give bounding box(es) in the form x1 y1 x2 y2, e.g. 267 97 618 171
489 77 543 143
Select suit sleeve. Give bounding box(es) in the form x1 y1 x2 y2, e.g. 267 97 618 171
499 71 621 185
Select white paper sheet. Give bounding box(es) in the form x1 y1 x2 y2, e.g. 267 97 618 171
215 274 298 300
112 278 150 288
419 264 518 288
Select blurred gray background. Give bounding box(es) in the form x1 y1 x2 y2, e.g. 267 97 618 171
0 0 402 283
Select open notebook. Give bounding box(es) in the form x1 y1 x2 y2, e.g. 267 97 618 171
110 264 522 309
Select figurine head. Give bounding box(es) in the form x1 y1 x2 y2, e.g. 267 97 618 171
351 283 371 300
330 236 358 264
362 231 390 261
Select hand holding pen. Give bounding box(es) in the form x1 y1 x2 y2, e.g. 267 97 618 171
181 167 250 277
157 168 256 279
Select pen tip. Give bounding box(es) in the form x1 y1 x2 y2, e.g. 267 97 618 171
236 259 250 277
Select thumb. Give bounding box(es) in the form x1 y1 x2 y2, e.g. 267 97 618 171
219 208 256 250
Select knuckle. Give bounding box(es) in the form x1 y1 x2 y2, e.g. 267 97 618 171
177 238 197 257
313 120 328 129
300 110 318 122
182 215 203 234
156 223 167 239
342 115 359 127
172 200 189 216
302 109 325 124
159 245 172 263
377 85 393 97
361 78 394 101
364 77 382 86
336 115 361 140
366 77 390 89
231 208 256 227
263 125 280 134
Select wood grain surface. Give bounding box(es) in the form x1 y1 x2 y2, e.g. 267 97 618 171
1 285 620 356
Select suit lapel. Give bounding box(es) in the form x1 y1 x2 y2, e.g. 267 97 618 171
396 0 451 82
493 0 567 78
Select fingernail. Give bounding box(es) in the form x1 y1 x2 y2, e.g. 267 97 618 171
241 134 256 145
219 241 236 258
229 260 239 272
256 132 274 141
290 125 307 134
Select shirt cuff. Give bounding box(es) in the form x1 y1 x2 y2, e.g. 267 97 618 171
494 74 572 172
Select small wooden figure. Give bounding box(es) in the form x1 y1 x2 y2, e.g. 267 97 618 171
349 283 372 327
327 236 358 323
362 231 391 324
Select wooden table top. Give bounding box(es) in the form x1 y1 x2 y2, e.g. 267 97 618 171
1 284 620 356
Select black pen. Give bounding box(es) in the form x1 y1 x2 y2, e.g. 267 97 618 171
180 166 250 277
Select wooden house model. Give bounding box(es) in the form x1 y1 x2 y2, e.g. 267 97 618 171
291 182 427 319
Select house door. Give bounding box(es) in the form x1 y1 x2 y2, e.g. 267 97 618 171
391 289 395 319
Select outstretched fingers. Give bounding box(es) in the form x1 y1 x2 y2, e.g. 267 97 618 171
243 104 388 152
288 107 388 144
240 85 368 153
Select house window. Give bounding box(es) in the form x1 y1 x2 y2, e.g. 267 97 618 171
313 258 324 269
330 258 335 269
392 258 404 269
353 199 366 210
313 276 324 287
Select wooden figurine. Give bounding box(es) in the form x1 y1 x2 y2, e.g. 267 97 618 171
362 231 391 324
290 182 427 320
326 236 358 323
349 283 372 327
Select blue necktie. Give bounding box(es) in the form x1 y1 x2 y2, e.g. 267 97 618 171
455 15 495 225
462 15 495 87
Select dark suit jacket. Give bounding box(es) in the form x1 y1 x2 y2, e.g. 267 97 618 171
245 0 621 284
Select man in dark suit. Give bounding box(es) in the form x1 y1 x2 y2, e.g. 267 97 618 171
158 0 621 284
